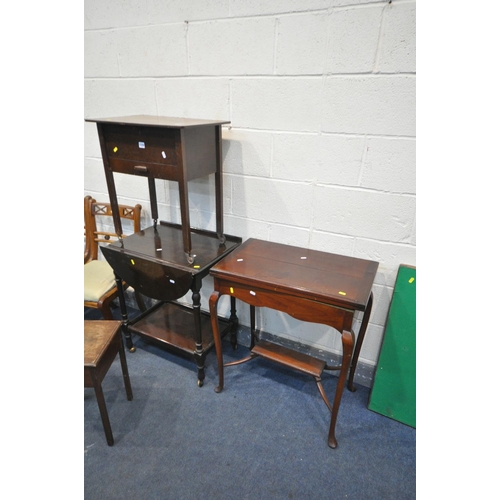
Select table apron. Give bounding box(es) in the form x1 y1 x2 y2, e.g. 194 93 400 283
214 280 354 332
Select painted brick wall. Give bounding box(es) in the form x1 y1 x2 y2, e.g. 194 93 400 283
84 0 416 371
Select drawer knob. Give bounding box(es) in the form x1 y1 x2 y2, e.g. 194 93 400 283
134 165 148 174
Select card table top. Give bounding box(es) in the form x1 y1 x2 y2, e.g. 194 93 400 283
210 238 378 311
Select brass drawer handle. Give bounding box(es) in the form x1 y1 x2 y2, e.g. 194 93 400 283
134 165 148 174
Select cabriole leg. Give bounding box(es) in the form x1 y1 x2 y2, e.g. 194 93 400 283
347 292 373 392
209 291 224 393
328 330 354 449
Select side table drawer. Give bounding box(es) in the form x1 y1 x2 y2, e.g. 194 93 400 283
102 123 178 167
107 158 178 180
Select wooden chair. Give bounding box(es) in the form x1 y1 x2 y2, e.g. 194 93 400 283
84 196 145 319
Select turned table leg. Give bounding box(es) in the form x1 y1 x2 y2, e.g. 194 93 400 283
118 336 133 402
229 295 238 349
192 286 205 387
115 274 135 352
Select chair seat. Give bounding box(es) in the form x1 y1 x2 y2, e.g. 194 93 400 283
84 260 116 302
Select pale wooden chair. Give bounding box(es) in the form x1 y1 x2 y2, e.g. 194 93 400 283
84 196 145 319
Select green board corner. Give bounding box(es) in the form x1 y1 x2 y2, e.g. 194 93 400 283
368 264 416 428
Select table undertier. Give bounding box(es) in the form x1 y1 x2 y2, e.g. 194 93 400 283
129 301 230 354
251 340 326 378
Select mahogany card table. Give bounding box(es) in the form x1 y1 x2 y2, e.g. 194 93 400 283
208 238 378 448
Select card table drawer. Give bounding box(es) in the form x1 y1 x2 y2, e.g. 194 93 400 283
216 281 350 332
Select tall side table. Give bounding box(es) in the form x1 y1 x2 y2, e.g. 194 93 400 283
208 238 378 448
85 115 230 264
86 114 241 386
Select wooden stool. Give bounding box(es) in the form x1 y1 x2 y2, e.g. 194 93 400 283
84 320 133 446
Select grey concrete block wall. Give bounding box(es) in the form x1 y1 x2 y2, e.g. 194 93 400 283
84 0 416 376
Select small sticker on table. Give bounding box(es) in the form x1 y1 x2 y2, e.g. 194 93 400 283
194 265 200 269
237 258 243 262
113 146 118 153
250 291 256 296
162 151 166 158
170 279 175 284
131 259 135 265
409 277 415 283
338 291 346 296
138 141 145 149
230 287 234 294
301 256 307 260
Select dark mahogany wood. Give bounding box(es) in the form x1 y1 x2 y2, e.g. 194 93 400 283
84 320 133 446
85 115 230 263
101 221 241 386
86 115 240 385
209 238 378 448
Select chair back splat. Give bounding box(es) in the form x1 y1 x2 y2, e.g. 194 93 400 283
84 196 145 319
84 197 142 264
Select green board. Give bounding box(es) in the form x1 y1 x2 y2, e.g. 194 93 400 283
368 264 416 428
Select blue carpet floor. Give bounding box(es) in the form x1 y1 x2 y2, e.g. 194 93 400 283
84 308 416 500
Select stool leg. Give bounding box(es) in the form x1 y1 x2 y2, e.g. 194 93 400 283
91 371 114 446
118 337 133 401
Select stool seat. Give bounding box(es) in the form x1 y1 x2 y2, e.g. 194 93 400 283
84 320 133 446
85 319 121 367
